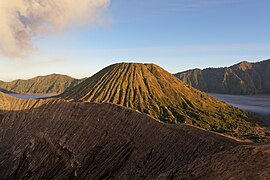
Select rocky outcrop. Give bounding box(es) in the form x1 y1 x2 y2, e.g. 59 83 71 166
175 59 270 95
0 93 269 179
0 74 84 94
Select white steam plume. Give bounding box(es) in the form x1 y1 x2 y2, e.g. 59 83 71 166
0 0 110 57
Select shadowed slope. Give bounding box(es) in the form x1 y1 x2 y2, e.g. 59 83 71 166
175 59 270 95
0 94 269 179
0 74 84 94
60 63 266 139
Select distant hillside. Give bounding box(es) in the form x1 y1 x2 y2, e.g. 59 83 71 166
0 92 269 179
0 74 85 94
59 63 267 139
174 59 270 95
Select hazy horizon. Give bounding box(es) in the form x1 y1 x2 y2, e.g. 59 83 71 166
0 58 269 82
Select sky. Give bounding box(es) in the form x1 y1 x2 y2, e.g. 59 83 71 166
0 0 270 81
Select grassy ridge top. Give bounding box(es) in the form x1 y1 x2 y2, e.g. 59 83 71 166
60 63 268 140
0 74 84 94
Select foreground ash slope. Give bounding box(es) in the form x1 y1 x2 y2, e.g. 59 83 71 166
60 63 263 138
0 93 269 179
175 59 270 95
0 74 84 94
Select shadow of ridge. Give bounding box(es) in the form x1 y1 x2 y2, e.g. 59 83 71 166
2 99 268 179
1 92 269 143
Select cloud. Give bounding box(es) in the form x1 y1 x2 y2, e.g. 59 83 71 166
0 0 110 58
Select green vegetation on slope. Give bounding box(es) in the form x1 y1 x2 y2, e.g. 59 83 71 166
0 74 84 94
174 59 270 95
60 63 268 140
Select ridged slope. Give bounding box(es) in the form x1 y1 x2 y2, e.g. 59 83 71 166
0 74 84 94
60 63 266 139
175 59 270 95
0 95 269 179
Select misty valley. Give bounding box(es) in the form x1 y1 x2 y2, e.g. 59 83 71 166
208 93 270 116
8 93 57 99
8 92 270 117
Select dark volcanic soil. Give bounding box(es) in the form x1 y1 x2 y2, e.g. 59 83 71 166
0 93 269 179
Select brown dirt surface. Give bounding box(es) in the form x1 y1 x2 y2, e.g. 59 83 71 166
0 92 269 179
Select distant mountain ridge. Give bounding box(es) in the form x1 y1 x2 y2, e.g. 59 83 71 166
0 74 85 94
59 63 268 140
174 59 270 95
